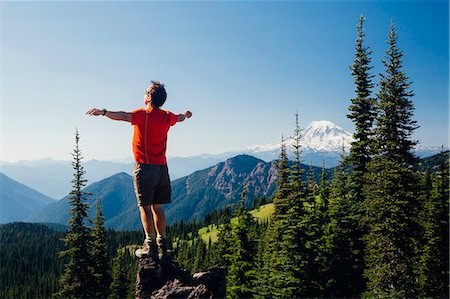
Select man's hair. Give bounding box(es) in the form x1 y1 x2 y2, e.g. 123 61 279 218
148 80 167 108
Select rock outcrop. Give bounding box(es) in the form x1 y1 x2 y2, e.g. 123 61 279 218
135 256 226 299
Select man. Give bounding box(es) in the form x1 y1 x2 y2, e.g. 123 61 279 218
86 81 192 259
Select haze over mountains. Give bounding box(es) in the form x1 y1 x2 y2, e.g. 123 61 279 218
0 173 55 223
1 120 442 199
3 151 448 229
24 155 331 229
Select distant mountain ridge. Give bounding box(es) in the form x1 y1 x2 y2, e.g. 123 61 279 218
2 120 445 199
26 172 140 230
0 156 223 199
15 151 450 229
0 173 56 223
26 155 329 230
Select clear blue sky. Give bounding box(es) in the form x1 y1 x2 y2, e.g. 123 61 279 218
1 0 448 162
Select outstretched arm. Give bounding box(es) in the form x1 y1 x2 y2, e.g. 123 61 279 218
177 110 193 122
86 108 131 122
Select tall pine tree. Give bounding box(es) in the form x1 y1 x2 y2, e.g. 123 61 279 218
256 136 291 298
347 15 377 189
91 198 111 298
326 148 366 297
57 129 95 298
108 250 129 299
374 21 419 163
419 151 449 298
282 113 320 297
362 21 420 298
338 15 375 296
226 190 256 299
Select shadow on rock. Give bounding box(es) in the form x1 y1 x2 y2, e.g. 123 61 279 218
135 256 226 299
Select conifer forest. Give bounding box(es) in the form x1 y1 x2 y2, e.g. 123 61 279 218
1 17 448 299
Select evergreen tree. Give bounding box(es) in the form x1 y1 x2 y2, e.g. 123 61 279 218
108 251 129 299
318 161 330 209
57 130 95 298
326 149 366 297
306 163 316 203
290 113 304 190
256 136 291 297
315 161 332 294
226 190 256 299
214 220 233 269
192 238 206 273
328 16 376 297
374 21 419 164
419 153 449 297
281 113 320 297
258 114 324 298
347 15 377 193
91 198 111 299
362 21 421 298
273 135 291 217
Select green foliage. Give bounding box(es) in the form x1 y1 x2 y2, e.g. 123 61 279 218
258 136 292 297
57 130 97 299
0 223 64 299
418 155 449 298
91 198 111 299
226 191 257 299
108 250 132 299
362 157 420 298
324 154 366 297
329 15 374 297
374 21 418 165
362 21 422 298
272 136 291 217
257 115 326 298
347 15 377 180
0 222 142 299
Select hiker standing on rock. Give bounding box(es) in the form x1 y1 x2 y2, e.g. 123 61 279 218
86 81 192 259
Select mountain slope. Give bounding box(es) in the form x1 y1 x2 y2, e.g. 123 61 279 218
0 173 55 223
167 155 278 223
26 172 140 230
416 150 449 171
27 155 329 229
0 157 220 199
25 150 448 230
165 154 329 223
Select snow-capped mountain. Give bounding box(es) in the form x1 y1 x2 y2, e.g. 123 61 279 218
241 120 444 167
301 120 354 152
241 120 354 166
247 120 354 154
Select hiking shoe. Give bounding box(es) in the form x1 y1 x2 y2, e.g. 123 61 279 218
156 237 167 260
135 239 154 258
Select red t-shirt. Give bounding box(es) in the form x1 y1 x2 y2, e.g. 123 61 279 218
130 108 178 165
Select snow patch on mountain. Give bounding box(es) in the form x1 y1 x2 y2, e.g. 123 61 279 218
246 120 354 154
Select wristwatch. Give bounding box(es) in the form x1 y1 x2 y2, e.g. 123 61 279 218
102 109 107 116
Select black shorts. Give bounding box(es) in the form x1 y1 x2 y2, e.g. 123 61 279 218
133 163 171 206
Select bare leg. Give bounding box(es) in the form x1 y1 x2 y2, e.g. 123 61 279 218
135 205 157 257
139 205 156 238
151 204 168 259
151 204 166 236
